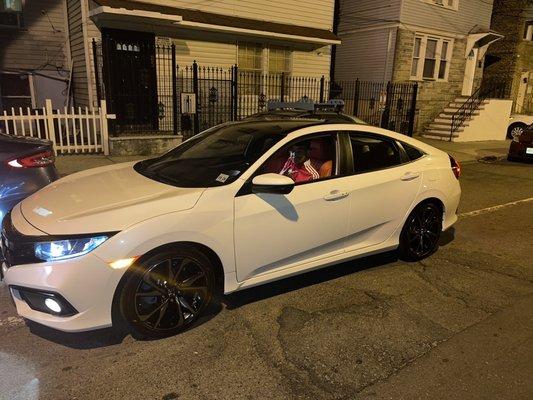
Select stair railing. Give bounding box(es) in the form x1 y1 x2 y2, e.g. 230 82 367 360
449 81 509 141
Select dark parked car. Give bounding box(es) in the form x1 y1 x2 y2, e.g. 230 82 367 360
0 134 58 225
508 124 533 162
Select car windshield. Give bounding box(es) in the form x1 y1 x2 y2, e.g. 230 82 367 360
134 121 312 188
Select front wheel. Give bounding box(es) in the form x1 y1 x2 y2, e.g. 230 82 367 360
119 245 215 339
398 202 443 261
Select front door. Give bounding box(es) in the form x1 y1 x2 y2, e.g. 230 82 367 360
462 48 478 97
234 132 350 282
102 29 158 132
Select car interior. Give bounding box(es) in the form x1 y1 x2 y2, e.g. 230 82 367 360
261 136 336 182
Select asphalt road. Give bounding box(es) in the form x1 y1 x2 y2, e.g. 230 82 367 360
0 160 532 400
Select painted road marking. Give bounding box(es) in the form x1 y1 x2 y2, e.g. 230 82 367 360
459 197 533 218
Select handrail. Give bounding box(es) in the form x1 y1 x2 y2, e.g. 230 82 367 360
450 81 509 141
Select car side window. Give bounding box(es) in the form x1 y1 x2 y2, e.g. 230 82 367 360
349 134 402 174
258 134 338 184
401 142 425 161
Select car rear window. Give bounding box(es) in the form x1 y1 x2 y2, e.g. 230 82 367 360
401 143 424 161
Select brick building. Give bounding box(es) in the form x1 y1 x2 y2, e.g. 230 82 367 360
334 0 503 136
484 0 533 114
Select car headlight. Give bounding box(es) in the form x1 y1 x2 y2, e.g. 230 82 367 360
34 236 109 262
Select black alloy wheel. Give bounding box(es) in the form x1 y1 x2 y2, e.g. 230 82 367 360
399 202 443 261
119 246 215 339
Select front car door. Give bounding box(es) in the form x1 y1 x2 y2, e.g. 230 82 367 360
233 131 351 282
343 130 423 253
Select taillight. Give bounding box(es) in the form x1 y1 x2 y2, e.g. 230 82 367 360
6 150 55 168
449 155 461 179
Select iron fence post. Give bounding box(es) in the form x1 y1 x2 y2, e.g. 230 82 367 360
192 61 200 135
171 44 178 135
319 75 325 103
92 39 102 103
232 65 238 121
280 72 285 102
380 81 392 129
407 83 418 137
353 78 360 117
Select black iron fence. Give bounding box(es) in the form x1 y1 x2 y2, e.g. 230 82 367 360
93 41 418 139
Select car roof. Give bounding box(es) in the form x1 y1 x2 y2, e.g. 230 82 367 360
244 109 366 124
224 118 335 135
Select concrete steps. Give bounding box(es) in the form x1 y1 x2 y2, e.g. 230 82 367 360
423 97 489 142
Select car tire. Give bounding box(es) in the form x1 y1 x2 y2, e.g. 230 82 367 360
507 123 526 140
398 201 443 262
118 245 216 339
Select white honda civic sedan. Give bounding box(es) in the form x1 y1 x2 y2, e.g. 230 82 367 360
1 119 461 338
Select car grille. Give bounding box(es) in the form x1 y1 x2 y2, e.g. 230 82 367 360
1 213 43 267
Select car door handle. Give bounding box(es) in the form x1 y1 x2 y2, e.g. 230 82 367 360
324 190 349 201
401 172 420 181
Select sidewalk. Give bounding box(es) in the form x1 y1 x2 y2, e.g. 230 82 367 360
54 138 511 176
417 137 510 163
55 155 146 176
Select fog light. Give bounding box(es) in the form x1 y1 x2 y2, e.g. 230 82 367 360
44 298 62 313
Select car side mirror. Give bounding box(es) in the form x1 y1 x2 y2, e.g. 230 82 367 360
252 173 294 195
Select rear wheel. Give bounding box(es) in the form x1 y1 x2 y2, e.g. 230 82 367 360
507 123 526 140
399 202 443 261
119 245 215 339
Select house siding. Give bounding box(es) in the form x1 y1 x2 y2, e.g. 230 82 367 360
139 0 334 30
67 0 91 106
335 27 397 81
400 0 493 34
0 0 68 72
337 0 401 32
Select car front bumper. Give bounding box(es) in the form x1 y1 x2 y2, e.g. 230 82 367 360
3 252 123 332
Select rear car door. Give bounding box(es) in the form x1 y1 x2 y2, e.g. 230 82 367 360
343 131 423 253
233 131 351 282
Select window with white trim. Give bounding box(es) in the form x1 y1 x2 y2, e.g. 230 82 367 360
421 0 458 11
410 35 453 81
0 0 23 28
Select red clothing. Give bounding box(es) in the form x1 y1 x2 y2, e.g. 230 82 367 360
280 157 322 183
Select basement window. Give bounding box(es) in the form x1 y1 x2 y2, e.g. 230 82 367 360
0 72 34 110
0 0 23 28
421 0 459 11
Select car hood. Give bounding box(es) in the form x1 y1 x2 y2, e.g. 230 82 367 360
20 162 206 235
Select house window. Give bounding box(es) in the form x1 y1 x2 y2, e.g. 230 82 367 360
525 21 533 41
0 0 23 28
421 0 458 11
268 46 291 74
0 72 33 110
410 35 452 81
238 43 263 73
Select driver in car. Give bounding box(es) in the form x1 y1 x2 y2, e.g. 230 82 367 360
279 143 322 183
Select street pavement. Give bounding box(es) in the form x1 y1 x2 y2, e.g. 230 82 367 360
0 159 532 400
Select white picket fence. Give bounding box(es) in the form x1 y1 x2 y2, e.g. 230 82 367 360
0 99 114 155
